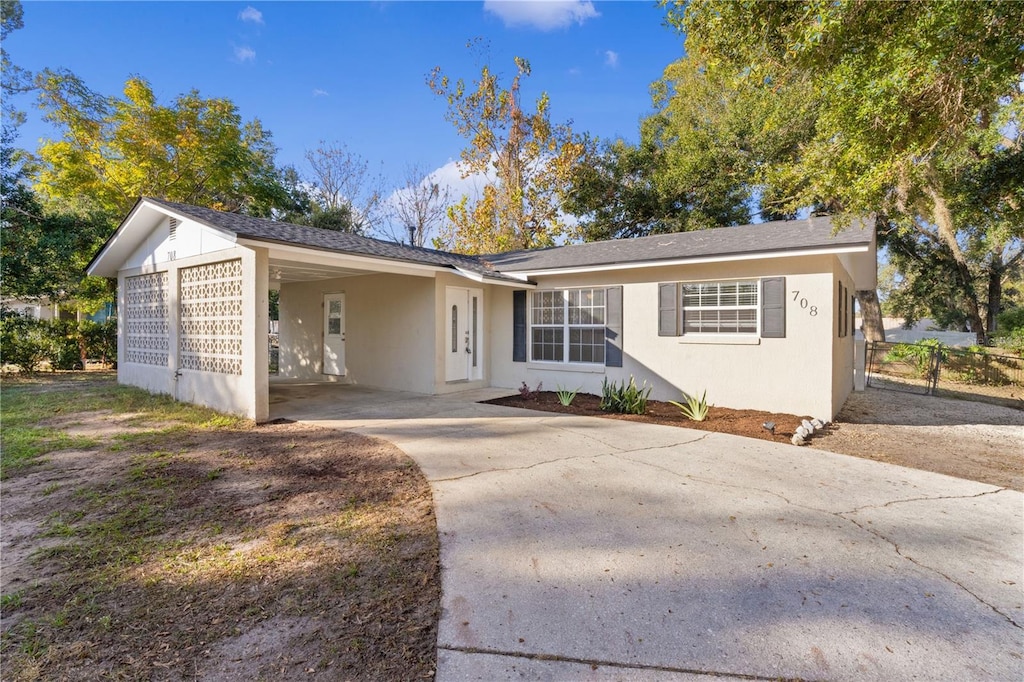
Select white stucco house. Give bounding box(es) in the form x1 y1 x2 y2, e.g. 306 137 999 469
87 198 876 422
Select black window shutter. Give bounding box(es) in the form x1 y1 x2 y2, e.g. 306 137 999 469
761 277 786 338
605 286 623 367
658 283 680 336
512 290 527 362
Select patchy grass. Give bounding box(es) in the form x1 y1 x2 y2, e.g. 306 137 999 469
0 373 440 680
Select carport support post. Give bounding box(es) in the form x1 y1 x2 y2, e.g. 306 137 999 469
854 339 866 391
243 246 270 422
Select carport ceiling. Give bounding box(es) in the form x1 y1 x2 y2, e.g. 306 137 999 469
269 259 367 283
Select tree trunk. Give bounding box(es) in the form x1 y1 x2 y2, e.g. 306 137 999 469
857 289 886 342
986 255 1002 333
922 168 987 344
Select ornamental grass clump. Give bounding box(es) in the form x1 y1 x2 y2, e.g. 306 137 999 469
555 385 580 406
600 376 651 415
669 390 710 422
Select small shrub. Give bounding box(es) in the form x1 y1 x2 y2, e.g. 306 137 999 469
518 381 542 400
44 319 84 371
883 339 945 378
555 385 580 407
669 390 710 422
0 310 48 373
81 318 117 365
994 327 1024 356
600 376 650 415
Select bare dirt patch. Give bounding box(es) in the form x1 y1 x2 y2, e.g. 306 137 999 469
485 389 1022 490
810 388 1023 491
1 381 440 681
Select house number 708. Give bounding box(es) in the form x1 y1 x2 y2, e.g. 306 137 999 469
791 290 818 316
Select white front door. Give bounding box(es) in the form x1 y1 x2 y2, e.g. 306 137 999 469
445 287 482 382
323 293 346 376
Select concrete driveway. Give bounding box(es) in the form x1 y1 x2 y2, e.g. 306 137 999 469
273 385 1024 681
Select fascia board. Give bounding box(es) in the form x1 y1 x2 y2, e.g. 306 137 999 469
498 244 872 278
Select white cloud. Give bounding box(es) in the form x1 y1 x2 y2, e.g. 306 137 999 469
567 66 582 77
239 6 264 24
604 50 619 68
233 45 256 63
312 88 329 97
484 0 599 31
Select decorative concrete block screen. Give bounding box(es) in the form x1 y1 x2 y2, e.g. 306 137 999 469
124 272 169 366
179 259 244 375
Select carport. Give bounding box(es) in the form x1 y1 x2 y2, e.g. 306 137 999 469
86 197 526 422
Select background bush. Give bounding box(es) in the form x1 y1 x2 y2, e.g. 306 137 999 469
1 310 117 372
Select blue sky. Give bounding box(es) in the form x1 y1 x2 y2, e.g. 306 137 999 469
9 1 684 198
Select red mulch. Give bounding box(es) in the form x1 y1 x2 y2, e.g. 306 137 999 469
484 391 810 444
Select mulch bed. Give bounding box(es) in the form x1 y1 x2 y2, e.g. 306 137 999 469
484 391 810 444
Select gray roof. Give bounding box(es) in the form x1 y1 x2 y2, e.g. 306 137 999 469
133 200 870 281
484 215 872 272
146 198 520 282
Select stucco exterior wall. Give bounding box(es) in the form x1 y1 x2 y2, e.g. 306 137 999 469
278 273 437 394
123 216 236 270
490 254 845 419
117 245 268 422
830 257 856 416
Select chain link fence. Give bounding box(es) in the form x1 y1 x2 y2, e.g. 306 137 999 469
866 341 1023 404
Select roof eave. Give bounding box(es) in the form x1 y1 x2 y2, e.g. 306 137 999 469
496 243 873 278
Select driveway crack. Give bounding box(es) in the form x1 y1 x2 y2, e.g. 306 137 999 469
432 452 617 482
439 644 819 681
836 487 1008 515
837 508 1022 631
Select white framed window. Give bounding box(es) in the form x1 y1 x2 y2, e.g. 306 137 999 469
530 288 606 364
682 280 758 334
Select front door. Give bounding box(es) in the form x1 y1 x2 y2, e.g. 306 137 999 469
323 293 346 376
445 287 482 382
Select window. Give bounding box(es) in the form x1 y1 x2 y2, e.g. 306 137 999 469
682 280 758 334
530 288 606 363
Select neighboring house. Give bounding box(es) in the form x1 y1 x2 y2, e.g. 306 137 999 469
1 297 115 323
87 198 876 422
854 317 977 347
2 297 59 321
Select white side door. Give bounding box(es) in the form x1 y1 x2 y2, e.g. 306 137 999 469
445 287 483 382
323 293 346 376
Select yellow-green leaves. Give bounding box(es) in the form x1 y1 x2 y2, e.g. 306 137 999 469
428 54 593 254
34 72 288 219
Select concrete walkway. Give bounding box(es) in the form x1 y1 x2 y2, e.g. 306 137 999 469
273 385 1024 681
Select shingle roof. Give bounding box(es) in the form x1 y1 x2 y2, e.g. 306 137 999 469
142 199 871 280
483 215 872 272
145 198 521 282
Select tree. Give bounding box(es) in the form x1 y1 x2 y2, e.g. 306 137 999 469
388 163 451 247
34 72 296 219
301 141 385 235
668 0 1024 342
1 1 111 310
564 54 812 240
428 49 593 253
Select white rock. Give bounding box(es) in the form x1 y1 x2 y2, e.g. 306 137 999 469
791 433 806 446
811 418 825 430
801 419 815 433
796 425 811 439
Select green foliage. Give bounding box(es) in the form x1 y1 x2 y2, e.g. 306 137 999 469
0 312 116 372
884 339 946 378
662 0 1024 343
997 308 1024 334
668 390 710 422
600 376 651 415
34 72 298 219
0 309 48 372
428 45 594 253
555 385 579 407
